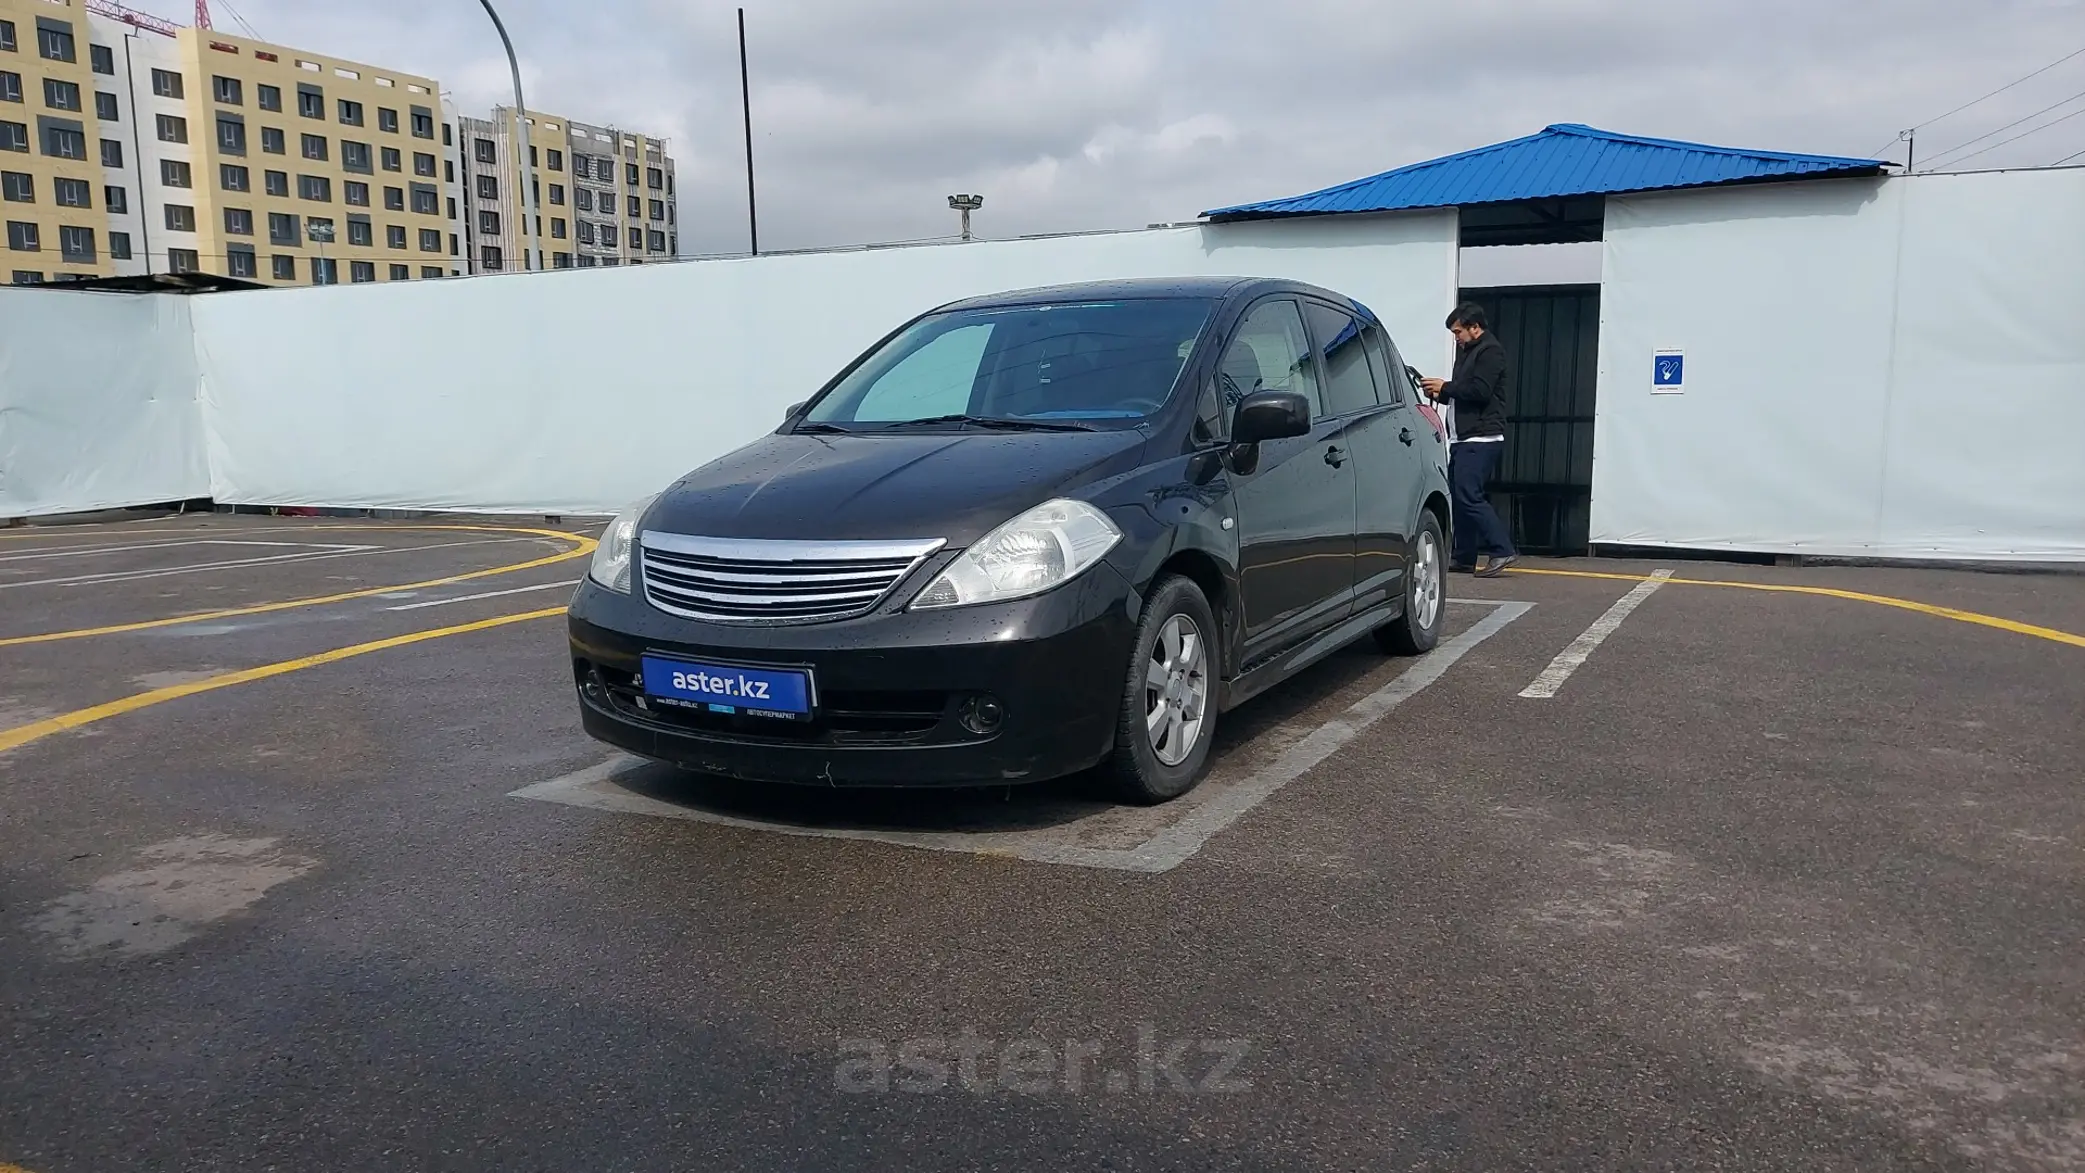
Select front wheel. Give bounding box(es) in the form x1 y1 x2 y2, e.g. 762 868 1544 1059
1105 574 1220 804
1376 511 1445 655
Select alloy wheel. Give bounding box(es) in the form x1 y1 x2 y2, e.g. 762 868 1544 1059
1144 613 1208 767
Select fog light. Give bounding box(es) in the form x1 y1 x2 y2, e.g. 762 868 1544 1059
579 666 608 703
958 694 1004 735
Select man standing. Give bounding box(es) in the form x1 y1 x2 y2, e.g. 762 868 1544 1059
1420 302 1518 577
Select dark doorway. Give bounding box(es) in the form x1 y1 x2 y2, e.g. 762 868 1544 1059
1457 283 1599 555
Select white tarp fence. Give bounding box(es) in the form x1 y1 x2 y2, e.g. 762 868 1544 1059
0 288 208 517
186 214 1460 516
1593 168 2085 561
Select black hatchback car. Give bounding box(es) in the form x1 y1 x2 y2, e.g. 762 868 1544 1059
568 277 1451 803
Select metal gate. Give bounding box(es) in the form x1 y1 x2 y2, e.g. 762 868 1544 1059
1457 284 1599 554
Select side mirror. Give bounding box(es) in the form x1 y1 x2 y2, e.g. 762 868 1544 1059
784 400 807 420
1231 390 1311 445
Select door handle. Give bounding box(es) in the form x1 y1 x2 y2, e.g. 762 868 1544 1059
1323 445 1346 468
1399 427 1414 446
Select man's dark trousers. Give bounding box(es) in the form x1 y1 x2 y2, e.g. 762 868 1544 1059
1449 441 1515 565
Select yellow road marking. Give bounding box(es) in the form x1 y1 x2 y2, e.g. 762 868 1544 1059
0 606 568 757
1505 566 2085 649
0 524 594 648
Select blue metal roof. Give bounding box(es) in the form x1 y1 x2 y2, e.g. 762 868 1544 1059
1202 123 1888 219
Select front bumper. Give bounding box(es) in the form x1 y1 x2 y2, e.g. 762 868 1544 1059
567 563 1136 787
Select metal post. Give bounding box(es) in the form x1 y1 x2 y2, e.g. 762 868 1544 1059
479 0 541 271
739 7 757 256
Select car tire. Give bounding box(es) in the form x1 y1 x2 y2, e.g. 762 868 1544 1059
1376 510 1445 656
1106 574 1220 805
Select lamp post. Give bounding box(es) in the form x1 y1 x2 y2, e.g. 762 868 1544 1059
478 0 542 272
306 216 333 284
947 193 982 241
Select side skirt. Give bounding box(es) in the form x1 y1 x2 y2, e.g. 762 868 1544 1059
1217 598 1403 713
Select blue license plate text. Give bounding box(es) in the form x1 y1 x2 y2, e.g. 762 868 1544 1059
640 656 813 718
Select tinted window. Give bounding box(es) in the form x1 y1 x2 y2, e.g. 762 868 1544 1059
1361 327 1412 406
805 299 1216 429
1216 298 1322 417
1302 301 1376 416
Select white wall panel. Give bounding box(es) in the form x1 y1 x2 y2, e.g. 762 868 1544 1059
0 288 207 518
187 214 1459 515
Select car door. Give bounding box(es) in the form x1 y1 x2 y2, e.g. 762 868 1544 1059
1301 299 1411 616
1220 297 1357 660
1366 323 1439 604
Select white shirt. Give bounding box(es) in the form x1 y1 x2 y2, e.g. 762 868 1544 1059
1440 399 1502 445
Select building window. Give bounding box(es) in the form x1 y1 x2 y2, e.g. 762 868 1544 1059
156 114 186 143
0 122 25 153
258 84 281 112
627 226 641 249
550 217 566 239
264 169 288 197
43 78 81 113
346 218 372 246
272 253 295 279
342 139 371 172
59 224 93 261
53 176 88 206
666 204 675 225
299 174 331 201
0 171 27 202
409 185 436 215
103 183 126 213
91 43 115 75
412 151 434 176
573 188 593 212
666 175 674 196
474 174 497 201
40 26 76 64
151 69 182 99
647 167 663 190
442 121 452 146
549 182 565 206
0 21 12 52
6 220 38 250
0 71 21 103
221 163 249 191
409 108 433 138
553 251 571 268
214 75 242 104
160 158 190 188
344 180 369 206
93 91 118 121
168 247 198 273
575 220 594 245
10 270 41 283
380 145 401 171
648 229 666 253
164 203 194 231
546 147 563 172
626 162 639 186
267 212 297 244
310 256 336 284
300 132 326 161
223 206 252 235
227 246 256 278
389 262 408 280
477 209 499 235
480 244 501 270
384 185 404 210
525 144 537 168
217 117 245 153
261 126 284 154
446 195 456 219
648 199 663 222
385 223 405 249
473 137 496 164
100 137 122 167
377 107 398 133
626 194 640 218
43 124 84 159
298 88 323 119
576 254 596 268
420 264 443 278
108 230 130 259
418 227 439 252
338 98 362 126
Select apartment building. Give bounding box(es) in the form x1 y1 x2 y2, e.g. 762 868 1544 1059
2 0 110 283
456 105 676 272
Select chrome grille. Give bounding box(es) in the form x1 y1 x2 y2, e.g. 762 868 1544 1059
638 531 946 625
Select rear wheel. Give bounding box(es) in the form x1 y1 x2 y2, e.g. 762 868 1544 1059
1106 574 1219 804
1376 510 1445 655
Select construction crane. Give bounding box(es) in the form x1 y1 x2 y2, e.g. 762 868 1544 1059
83 0 180 37
195 0 210 30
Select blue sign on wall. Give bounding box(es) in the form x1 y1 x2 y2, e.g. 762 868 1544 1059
1652 349 1685 394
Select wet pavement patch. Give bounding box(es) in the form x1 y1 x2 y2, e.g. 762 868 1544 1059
27 833 317 960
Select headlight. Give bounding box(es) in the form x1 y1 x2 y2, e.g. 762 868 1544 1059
587 493 658 593
911 498 1121 610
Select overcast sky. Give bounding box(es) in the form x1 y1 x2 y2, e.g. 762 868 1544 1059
161 0 2085 255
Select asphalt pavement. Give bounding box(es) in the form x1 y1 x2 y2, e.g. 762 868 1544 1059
2 513 2081 1172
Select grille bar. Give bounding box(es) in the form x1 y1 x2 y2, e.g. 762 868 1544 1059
638 531 945 625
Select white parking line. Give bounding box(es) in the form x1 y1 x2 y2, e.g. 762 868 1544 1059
511 599 1532 874
384 579 579 610
1517 569 1673 699
0 538 352 563
0 537 538 590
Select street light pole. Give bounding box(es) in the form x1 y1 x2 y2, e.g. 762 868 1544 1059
948 193 982 241
478 0 541 272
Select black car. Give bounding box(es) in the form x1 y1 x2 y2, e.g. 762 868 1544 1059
568 276 1452 803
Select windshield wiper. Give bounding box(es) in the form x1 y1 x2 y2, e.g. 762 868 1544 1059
790 421 858 434
875 414 1099 433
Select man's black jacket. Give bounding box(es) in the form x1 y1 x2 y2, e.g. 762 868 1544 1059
1441 330 1510 440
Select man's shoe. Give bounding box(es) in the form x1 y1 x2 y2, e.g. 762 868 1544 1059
1475 555 1518 578
1449 560 1477 574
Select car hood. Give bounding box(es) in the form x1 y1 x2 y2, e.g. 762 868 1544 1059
643 429 1150 546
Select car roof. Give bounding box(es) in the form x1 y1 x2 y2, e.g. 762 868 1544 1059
932 276 1348 314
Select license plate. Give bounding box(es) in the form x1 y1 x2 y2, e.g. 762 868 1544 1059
640 655 815 721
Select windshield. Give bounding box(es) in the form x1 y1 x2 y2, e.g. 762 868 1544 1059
800 298 1217 430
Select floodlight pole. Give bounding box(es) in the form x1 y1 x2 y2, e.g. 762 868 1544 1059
739 8 758 256
479 0 542 272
